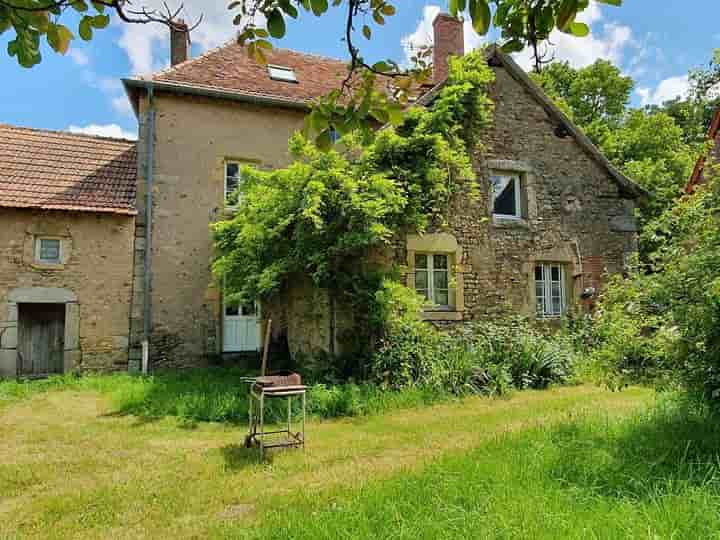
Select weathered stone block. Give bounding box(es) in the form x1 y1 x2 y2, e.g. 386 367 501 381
1 325 17 349
0 349 17 378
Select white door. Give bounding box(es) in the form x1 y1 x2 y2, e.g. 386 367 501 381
223 302 260 352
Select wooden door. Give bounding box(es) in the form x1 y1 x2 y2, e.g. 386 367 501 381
223 302 260 352
18 304 66 376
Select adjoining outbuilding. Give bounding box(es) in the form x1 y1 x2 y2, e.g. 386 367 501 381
0 125 137 376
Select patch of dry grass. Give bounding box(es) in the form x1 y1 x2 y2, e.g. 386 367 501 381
0 385 652 539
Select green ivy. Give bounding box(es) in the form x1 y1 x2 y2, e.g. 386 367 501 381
212 51 494 360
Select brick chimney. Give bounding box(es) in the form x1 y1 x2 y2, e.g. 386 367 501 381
170 20 190 66
432 13 464 84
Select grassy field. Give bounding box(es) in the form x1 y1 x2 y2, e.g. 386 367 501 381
1 381 717 539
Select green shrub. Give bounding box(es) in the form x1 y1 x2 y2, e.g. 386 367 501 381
371 304 578 396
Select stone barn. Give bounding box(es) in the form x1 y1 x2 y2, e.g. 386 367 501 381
0 125 137 376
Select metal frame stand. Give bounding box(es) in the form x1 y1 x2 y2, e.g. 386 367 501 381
246 384 306 459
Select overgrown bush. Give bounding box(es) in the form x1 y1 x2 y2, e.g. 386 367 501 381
371 287 578 396
590 160 720 403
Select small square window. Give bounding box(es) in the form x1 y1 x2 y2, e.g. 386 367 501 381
36 238 61 264
491 173 523 219
267 65 297 83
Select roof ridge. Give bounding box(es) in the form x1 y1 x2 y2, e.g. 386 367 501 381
0 123 137 145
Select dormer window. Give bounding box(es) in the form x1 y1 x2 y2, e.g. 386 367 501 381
267 65 297 83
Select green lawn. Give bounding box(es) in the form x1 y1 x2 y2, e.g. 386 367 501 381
2 382 717 539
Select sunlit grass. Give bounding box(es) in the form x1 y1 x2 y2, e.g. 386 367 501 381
0 383 654 539
234 396 720 540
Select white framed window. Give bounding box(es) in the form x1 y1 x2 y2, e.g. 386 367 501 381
267 65 297 83
491 173 523 219
35 237 62 264
415 253 451 308
225 162 241 205
535 263 566 319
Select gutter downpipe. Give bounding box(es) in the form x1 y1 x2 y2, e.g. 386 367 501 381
141 82 155 375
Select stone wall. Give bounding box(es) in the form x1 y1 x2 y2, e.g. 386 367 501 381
394 64 637 326
0 209 135 375
132 91 308 367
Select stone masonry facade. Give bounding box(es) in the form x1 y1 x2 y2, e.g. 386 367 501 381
0 209 135 375
393 64 637 330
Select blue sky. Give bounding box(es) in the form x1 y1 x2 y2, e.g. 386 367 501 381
1 0 718 140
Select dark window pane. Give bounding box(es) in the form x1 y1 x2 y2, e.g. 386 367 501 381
415 254 428 269
535 265 543 281
225 305 239 317
415 270 428 290
241 303 256 316
551 265 561 281
39 239 60 261
433 254 448 269
226 163 239 178
434 290 449 306
433 270 448 289
492 175 518 216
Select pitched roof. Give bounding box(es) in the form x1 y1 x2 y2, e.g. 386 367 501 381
687 106 720 193
0 124 137 215
124 42 351 112
419 46 646 199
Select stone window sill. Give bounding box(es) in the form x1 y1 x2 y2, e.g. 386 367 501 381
492 215 530 229
421 310 463 321
30 262 65 271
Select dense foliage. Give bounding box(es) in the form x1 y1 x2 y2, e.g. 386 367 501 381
372 305 577 396
213 51 494 361
591 160 720 403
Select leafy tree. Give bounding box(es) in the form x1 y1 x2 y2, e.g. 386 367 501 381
598 109 695 224
652 49 720 147
531 59 633 129
595 159 720 404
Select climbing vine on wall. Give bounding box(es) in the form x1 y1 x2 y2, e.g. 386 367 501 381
212 50 494 355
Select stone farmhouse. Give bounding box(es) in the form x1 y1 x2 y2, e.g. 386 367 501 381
0 14 644 376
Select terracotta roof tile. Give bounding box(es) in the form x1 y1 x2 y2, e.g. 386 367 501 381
0 124 137 215
147 42 350 104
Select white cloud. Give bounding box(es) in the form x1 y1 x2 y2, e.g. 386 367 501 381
69 49 89 66
112 95 134 117
114 1 249 75
513 2 636 70
400 2 634 74
636 75 690 106
67 123 137 140
401 5 486 66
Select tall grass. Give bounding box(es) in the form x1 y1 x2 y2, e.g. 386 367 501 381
233 396 720 539
0 369 449 424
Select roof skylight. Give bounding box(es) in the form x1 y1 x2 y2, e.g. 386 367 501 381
267 65 298 83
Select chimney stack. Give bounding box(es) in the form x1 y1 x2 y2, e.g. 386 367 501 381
170 20 190 66
432 13 464 84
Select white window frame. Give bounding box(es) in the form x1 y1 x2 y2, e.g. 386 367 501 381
224 161 241 205
535 263 566 319
267 64 298 83
491 173 523 219
414 253 451 309
35 237 62 264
